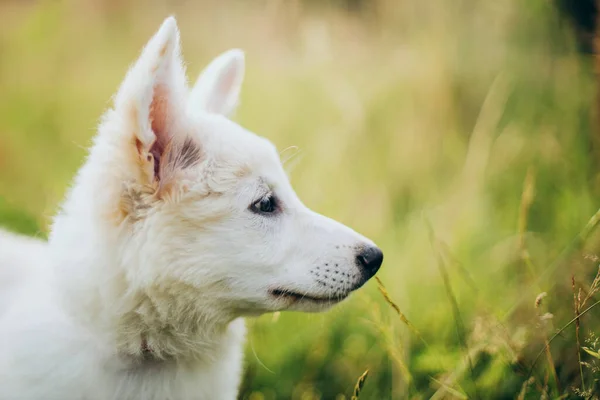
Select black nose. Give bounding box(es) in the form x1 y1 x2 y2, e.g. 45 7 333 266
356 246 383 277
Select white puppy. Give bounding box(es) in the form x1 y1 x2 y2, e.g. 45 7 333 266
0 17 383 400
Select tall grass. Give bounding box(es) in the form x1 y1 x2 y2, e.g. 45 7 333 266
1 0 599 398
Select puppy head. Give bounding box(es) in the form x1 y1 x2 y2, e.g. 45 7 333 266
62 17 383 317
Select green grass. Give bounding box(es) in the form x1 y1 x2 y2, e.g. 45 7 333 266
1 0 600 398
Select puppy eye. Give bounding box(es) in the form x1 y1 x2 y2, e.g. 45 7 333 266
251 194 277 214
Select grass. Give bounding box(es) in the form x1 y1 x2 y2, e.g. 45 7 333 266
1 0 600 398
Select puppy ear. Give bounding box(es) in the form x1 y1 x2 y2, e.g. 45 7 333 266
188 49 245 117
113 17 197 187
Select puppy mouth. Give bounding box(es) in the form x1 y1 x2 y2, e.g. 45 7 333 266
269 288 347 304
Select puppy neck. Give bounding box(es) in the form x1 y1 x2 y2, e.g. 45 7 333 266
113 279 240 363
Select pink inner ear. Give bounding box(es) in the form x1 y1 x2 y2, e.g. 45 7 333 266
210 65 238 112
220 64 237 97
149 85 171 180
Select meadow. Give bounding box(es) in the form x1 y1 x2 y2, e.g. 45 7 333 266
1 0 599 398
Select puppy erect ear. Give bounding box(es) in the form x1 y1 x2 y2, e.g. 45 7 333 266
188 49 245 117
113 17 199 188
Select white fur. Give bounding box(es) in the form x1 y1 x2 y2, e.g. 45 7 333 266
0 17 381 400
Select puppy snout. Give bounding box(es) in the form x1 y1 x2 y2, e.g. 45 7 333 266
356 246 383 278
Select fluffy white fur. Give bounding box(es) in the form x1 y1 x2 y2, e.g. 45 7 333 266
0 17 382 399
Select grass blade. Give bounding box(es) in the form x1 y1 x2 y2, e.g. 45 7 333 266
426 218 480 400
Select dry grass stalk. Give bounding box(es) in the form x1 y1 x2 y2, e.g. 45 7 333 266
573 275 586 392
535 292 547 309
570 266 600 394
374 276 427 347
529 299 600 375
532 289 559 393
516 377 536 400
350 369 369 400
582 265 600 307
363 294 412 386
375 277 472 395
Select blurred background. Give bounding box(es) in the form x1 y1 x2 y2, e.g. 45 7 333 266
2 0 600 398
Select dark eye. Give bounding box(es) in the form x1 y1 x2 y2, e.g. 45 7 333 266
251 194 278 214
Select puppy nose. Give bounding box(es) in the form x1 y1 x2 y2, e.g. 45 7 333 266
356 246 383 277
